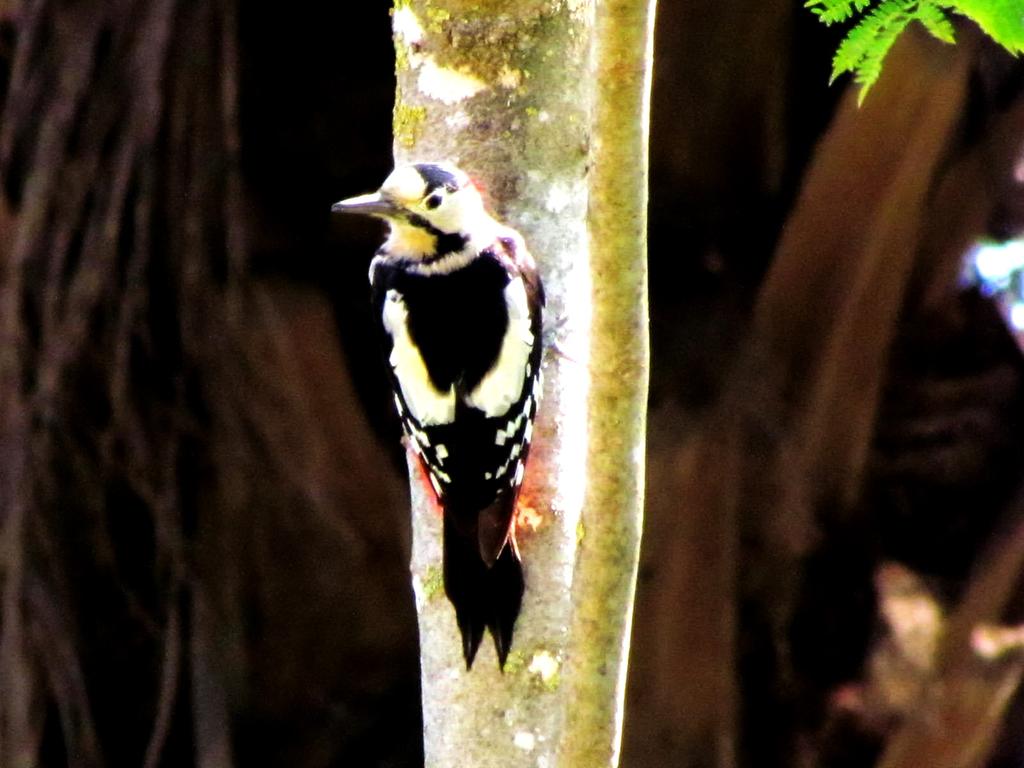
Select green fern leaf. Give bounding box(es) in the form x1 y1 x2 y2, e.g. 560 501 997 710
916 3 957 43
829 0 908 84
942 0 1024 54
811 0 1024 105
806 0 875 25
853 11 911 101
830 27 875 80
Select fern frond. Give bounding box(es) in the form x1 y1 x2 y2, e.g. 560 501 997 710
805 0 874 25
916 3 957 43
829 0 909 84
812 0 1023 104
939 0 1024 54
853 12 911 101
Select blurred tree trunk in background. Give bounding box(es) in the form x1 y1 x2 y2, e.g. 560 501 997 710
627 25 1024 768
0 1 417 766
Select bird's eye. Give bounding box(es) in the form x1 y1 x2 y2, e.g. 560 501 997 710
425 193 443 210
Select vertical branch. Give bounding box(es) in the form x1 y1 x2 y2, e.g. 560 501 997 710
391 0 652 763
556 0 654 764
390 0 652 765
390 0 595 765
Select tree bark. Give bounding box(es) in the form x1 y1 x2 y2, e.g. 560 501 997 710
391 0 652 765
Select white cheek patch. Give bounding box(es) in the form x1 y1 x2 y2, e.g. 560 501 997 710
382 289 456 426
464 277 534 417
428 192 491 242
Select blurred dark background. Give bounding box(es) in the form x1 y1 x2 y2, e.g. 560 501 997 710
2 0 1024 766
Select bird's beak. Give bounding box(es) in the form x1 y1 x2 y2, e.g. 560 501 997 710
331 191 399 218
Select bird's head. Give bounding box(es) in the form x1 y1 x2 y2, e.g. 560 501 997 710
333 162 495 259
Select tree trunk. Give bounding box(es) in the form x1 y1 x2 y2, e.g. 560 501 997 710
391 0 653 765
0 3 416 766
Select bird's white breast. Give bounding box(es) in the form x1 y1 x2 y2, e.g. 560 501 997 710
463 276 534 418
382 289 456 425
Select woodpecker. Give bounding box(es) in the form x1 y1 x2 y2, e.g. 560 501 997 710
332 162 544 669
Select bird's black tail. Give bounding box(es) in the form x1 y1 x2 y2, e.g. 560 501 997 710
442 513 524 670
